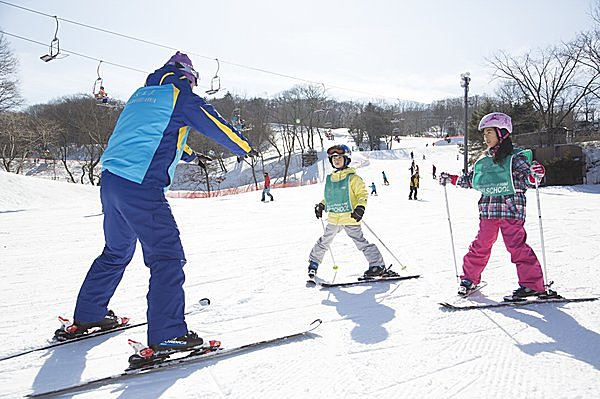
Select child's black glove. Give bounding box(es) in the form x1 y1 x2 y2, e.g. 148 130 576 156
350 205 365 222
314 203 325 219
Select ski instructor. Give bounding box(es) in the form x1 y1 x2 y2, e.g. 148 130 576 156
61 52 254 354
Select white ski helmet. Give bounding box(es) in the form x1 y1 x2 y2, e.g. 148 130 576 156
478 112 512 139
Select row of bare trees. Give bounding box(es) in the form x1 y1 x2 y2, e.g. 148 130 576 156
0 84 588 186
0 96 121 184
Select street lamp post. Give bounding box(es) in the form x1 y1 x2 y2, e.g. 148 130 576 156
460 72 471 174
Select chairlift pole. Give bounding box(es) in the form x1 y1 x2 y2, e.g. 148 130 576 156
460 72 471 174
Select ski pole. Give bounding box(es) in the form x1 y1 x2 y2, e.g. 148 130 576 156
361 220 406 270
533 178 551 292
442 181 460 282
320 218 339 282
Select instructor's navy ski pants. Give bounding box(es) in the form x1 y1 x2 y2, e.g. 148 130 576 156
74 170 188 345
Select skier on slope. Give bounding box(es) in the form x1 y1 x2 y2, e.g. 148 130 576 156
382 171 389 185
308 144 387 279
370 182 378 196
261 172 274 202
55 52 255 364
439 112 557 301
408 169 419 200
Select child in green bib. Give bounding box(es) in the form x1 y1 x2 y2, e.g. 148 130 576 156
308 144 386 279
439 112 557 301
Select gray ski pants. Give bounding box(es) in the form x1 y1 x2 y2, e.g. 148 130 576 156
309 223 384 268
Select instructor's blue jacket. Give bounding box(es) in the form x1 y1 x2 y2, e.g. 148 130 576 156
101 65 252 188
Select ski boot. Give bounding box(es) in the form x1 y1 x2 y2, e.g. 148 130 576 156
127 339 170 370
150 330 205 355
307 261 318 279
362 265 386 279
504 285 562 302
127 332 217 370
54 310 129 341
503 286 543 302
458 278 476 296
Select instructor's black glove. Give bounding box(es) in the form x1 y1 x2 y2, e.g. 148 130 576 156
314 203 325 219
195 153 213 162
350 205 365 222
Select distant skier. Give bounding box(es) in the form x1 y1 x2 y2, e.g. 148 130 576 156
308 144 386 279
56 51 255 366
409 160 416 175
261 172 274 202
432 164 437 179
370 182 378 196
382 171 389 185
439 112 558 301
410 151 414 160
408 170 419 200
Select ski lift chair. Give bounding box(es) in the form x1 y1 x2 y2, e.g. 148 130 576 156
93 61 110 105
205 59 221 95
40 16 66 62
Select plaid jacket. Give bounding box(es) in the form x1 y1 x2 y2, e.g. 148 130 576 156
457 152 532 221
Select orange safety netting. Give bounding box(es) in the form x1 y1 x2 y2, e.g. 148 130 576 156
166 179 320 199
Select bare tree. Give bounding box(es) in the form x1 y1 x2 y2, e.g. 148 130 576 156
488 44 600 130
0 34 22 111
273 89 301 183
32 95 122 184
350 102 392 150
0 112 27 172
298 84 328 149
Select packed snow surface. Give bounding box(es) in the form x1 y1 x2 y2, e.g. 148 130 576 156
1 136 599 398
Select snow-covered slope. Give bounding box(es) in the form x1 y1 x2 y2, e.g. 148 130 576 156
0 137 599 398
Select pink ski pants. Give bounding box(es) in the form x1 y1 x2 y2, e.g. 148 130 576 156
462 219 545 291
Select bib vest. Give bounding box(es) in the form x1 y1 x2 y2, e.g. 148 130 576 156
472 149 532 196
324 173 353 213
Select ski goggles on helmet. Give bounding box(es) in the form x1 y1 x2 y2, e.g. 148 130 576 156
169 61 199 86
180 64 199 86
327 145 348 157
328 153 346 160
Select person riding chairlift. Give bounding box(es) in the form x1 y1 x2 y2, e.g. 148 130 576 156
95 86 108 103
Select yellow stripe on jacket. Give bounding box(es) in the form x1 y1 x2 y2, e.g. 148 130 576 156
199 107 252 153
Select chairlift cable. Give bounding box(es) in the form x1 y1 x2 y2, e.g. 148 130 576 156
0 0 401 100
0 30 149 74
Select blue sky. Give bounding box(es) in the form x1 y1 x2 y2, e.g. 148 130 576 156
0 0 596 106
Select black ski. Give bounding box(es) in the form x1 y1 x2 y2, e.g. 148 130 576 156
27 318 322 398
320 274 420 288
439 296 598 310
0 298 211 362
